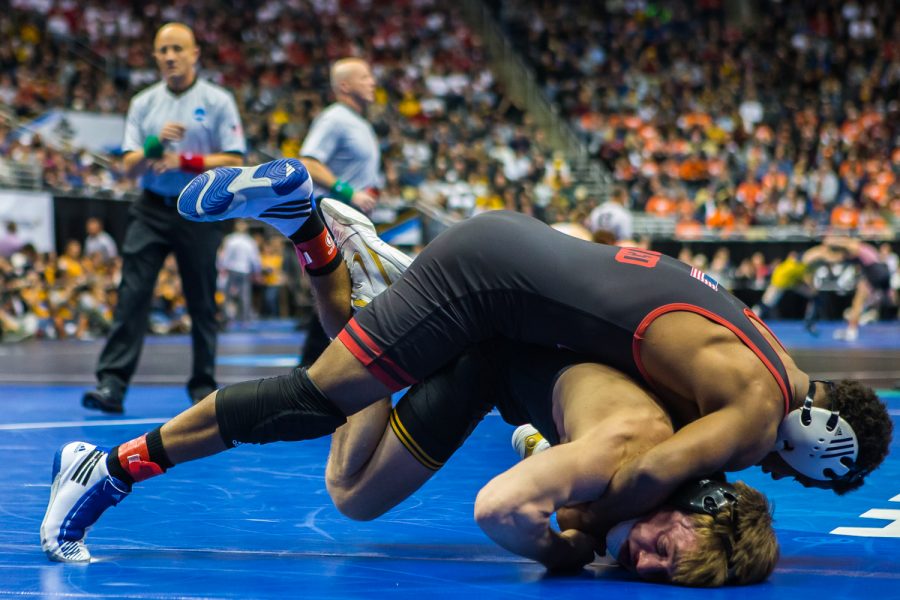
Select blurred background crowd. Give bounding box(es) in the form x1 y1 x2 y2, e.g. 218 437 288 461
0 0 897 341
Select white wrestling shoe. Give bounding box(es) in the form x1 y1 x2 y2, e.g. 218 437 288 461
511 424 551 459
320 198 413 309
40 442 130 563
834 327 859 342
178 158 314 238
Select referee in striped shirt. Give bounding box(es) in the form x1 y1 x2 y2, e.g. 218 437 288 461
82 23 246 413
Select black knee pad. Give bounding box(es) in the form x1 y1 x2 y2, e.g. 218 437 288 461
216 367 347 447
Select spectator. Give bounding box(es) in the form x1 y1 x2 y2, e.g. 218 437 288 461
83 217 118 264
218 220 261 325
0 222 24 258
587 186 633 242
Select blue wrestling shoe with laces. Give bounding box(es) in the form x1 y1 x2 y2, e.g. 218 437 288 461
40 442 130 563
178 158 315 237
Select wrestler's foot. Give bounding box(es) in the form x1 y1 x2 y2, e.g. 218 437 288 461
40 442 130 563
803 319 820 337
512 424 551 459
859 308 879 326
320 198 412 309
178 159 314 237
834 327 859 342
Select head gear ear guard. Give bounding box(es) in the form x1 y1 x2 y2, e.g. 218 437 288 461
669 477 742 581
776 380 859 481
669 476 739 516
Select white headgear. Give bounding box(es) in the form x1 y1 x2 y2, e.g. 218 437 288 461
776 381 859 481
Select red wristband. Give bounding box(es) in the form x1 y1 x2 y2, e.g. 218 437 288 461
179 153 205 173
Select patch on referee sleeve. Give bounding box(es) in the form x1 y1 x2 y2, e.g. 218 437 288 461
389 408 444 471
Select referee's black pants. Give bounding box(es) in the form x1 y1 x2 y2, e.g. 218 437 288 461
96 197 222 397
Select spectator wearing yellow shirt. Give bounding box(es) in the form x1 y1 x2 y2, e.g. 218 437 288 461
260 238 287 317
56 240 85 282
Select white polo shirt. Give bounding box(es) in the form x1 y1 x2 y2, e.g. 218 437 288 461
122 79 246 197
300 102 381 198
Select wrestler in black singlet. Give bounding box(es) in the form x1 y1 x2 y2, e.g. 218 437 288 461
390 340 585 470
339 211 794 416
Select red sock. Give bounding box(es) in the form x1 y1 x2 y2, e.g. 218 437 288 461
294 227 339 274
117 434 167 483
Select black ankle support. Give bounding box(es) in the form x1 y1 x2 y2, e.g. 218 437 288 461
289 208 342 276
146 427 173 471
215 368 347 448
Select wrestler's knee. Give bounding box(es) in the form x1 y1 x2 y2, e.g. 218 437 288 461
325 478 388 521
215 367 346 447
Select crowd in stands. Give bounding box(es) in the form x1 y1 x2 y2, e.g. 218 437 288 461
0 219 119 342
0 216 314 341
1 0 898 341
493 0 899 235
1 211 896 342
3 0 581 221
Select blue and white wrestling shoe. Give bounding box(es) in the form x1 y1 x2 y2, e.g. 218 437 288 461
40 442 130 563
178 158 315 237
320 198 413 309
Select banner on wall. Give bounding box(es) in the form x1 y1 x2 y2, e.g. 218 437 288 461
13 110 126 155
379 216 422 247
0 189 55 252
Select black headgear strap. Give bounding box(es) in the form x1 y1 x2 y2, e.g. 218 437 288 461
669 475 741 580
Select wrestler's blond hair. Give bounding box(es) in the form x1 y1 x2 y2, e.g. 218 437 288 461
672 481 779 587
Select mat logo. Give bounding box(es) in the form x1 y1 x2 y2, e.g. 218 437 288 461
831 493 900 538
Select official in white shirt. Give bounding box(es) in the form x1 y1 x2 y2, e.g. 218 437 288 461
82 22 246 413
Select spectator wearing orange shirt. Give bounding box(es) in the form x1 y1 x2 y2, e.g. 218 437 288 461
735 177 762 207
705 200 735 230
644 194 677 218
830 197 860 230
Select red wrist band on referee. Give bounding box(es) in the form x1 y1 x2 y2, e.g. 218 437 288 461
179 153 206 174
294 228 339 273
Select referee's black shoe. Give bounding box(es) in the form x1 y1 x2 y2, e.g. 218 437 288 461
188 382 217 406
82 384 124 414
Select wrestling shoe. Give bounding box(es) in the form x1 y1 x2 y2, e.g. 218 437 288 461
40 442 130 563
320 198 413 309
178 158 314 237
834 327 859 342
512 424 551 459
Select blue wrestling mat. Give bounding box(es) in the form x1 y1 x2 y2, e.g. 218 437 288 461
1 325 899 599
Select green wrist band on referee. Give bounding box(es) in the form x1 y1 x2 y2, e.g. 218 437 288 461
143 135 164 159
331 179 354 203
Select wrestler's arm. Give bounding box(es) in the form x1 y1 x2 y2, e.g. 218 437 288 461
574 401 769 530
802 244 845 265
473 428 629 571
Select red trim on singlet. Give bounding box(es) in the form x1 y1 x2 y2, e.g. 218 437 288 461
336 319 416 391
632 303 792 416
743 308 788 354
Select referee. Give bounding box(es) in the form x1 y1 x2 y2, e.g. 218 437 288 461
299 57 380 365
82 22 245 413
